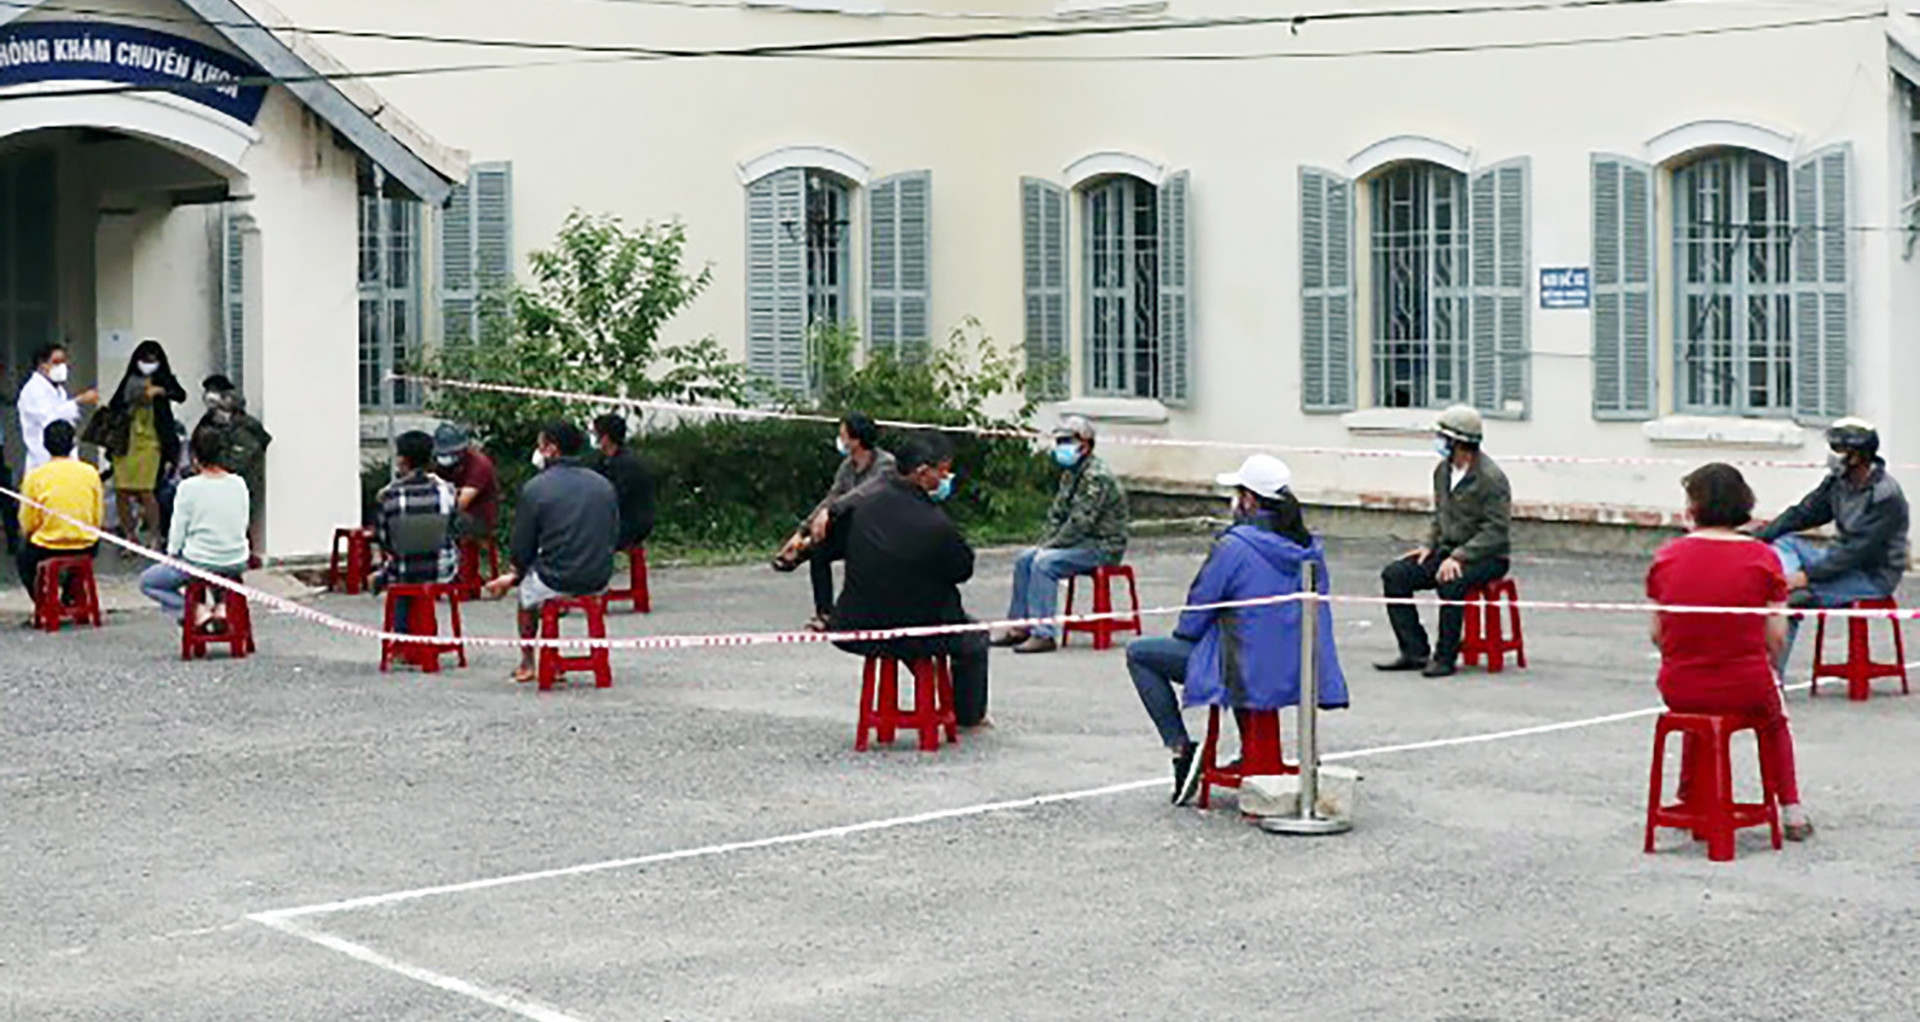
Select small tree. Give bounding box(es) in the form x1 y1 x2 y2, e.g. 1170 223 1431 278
424 211 748 453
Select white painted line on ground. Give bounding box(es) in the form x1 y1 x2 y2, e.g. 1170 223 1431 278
252 915 590 1022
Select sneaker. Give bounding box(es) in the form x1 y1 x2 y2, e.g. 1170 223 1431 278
1171 745 1204 806
989 628 1031 648
1374 654 1428 672
1013 636 1059 655
1421 659 1457 678
1785 821 1815 842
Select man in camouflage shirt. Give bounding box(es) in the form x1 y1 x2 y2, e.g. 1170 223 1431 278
195 374 272 565
993 415 1130 654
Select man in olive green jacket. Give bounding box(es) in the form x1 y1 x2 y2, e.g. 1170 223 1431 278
993 415 1130 654
1377 405 1512 678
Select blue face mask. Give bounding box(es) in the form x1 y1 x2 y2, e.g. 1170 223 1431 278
929 473 955 503
1433 436 1453 460
835 436 851 457
1052 443 1083 469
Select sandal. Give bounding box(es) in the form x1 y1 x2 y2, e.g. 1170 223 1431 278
805 614 830 633
512 667 538 685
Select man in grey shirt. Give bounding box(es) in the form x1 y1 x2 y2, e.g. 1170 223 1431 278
772 411 894 630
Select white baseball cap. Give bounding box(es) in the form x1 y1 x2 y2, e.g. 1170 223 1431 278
1216 454 1292 499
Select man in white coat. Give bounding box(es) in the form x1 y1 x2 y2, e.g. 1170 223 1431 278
16 343 98 474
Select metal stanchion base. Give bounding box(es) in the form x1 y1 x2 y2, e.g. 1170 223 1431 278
1259 814 1352 836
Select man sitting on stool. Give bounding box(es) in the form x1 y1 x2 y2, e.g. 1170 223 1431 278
1376 404 1512 678
1754 418 1909 676
591 413 655 552
481 421 620 685
993 415 1130 654
820 432 989 729
16 420 103 608
372 429 459 636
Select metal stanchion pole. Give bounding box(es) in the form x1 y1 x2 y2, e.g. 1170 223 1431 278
1262 560 1351 836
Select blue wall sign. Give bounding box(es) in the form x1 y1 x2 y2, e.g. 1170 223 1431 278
1540 267 1591 310
0 22 267 126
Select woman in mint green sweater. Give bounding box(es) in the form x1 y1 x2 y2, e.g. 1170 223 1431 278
140 427 250 631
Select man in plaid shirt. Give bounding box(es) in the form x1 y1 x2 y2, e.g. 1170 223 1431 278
374 430 458 633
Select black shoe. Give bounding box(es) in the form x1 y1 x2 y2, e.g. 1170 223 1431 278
1374 654 1429 672
1422 659 1457 678
1171 745 1204 806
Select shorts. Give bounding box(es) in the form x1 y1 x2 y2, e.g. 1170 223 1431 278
518 568 598 611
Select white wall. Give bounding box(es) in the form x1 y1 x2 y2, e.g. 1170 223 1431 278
264 0 1909 518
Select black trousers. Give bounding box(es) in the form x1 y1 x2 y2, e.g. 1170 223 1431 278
18 543 96 596
837 628 990 727
810 553 839 617
0 454 19 554
1380 551 1510 665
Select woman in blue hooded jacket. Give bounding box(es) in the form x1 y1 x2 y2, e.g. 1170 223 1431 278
1125 454 1349 805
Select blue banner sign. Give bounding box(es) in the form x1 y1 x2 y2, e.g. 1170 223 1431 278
0 21 267 125
1539 267 1591 310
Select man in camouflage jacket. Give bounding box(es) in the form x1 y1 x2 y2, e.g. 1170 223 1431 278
992 415 1130 654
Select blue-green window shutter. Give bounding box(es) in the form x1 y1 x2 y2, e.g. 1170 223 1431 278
1792 145 1851 422
1470 158 1530 416
440 161 512 347
1299 166 1354 412
222 206 247 385
746 167 809 395
1591 155 1655 419
439 176 473 347
1022 177 1068 400
1157 170 1192 405
867 171 931 362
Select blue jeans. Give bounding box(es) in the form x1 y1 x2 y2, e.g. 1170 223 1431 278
1126 636 1195 751
140 562 243 622
1007 546 1106 638
1772 536 1892 672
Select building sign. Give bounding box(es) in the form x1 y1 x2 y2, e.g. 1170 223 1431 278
1539 267 1591 310
0 22 267 125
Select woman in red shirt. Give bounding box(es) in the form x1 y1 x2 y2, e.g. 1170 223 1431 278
1646 463 1811 841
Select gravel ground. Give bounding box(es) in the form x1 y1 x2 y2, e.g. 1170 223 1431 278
3 536 1918 1022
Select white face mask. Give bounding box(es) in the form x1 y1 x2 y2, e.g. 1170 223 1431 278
435 454 458 468
531 450 549 470
136 361 160 376
46 363 69 385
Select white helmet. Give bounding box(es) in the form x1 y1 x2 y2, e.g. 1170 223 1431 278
1435 404 1483 445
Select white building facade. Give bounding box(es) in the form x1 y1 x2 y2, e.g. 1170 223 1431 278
15 0 1920 554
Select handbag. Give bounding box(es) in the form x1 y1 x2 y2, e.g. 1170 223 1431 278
79 404 132 457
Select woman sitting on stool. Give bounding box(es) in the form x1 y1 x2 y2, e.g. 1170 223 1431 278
1646 463 1812 841
140 426 250 634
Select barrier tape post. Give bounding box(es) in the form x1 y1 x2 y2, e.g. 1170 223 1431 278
1263 560 1350 836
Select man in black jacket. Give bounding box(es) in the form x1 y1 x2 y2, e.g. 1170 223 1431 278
1757 418 1910 674
819 432 989 728
591 413 656 549
483 420 620 684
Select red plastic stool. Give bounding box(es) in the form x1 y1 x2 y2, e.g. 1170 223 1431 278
855 655 957 752
380 583 467 673
1461 578 1527 673
1811 597 1910 702
1063 564 1143 650
1644 711 1783 862
1195 707 1299 810
33 555 102 632
180 577 255 661
606 545 652 614
536 595 612 691
456 537 502 600
328 527 375 595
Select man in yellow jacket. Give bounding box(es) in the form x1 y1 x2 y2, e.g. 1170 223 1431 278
17 420 103 597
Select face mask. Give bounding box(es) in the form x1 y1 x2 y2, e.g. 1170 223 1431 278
1052 443 1082 469
1827 453 1849 477
929 473 955 503
47 363 69 384
435 454 458 468
136 361 159 376
1434 436 1453 459
531 450 549 470
835 436 850 457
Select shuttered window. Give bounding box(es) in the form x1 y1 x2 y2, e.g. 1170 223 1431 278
1022 177 1068 400
1299 167 1354 412
1082 171 1192 402
221 206 248 392
1469 159 1530 416
867 171 931 361
358 194 422 410
440 161 514 351
1591 155 1654 418
1792 145 1850 422
1674 151 1794 416
746 167 856 396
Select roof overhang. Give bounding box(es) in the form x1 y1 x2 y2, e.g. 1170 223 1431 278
1890 14 1920 89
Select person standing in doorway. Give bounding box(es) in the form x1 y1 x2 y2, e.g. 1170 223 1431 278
195 374 272 565
1376 404 1512 678
17 342 99 474
101 340 186 549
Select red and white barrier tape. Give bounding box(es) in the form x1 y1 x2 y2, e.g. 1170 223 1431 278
398 375 1893 473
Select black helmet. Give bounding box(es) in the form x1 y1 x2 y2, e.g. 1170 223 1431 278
1827 417 1879 457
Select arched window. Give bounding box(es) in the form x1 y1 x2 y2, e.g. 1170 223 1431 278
1673 149 1793 414
1084 173 1160 398
1369 161 1470 409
